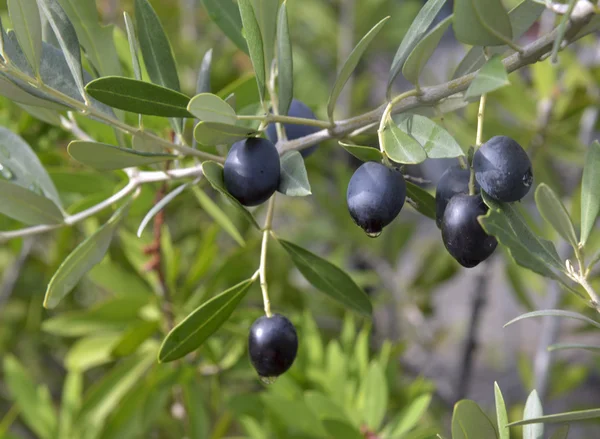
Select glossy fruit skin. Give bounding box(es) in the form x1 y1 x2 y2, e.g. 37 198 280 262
248 314 298 378
441 194 497 268
473 136 533 202
347 162 406 235
223 137 280 206
265 99 320 157
435 165 479 228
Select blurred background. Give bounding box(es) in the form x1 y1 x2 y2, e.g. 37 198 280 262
1 0 600 438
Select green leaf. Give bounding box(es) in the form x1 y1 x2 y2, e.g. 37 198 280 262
0 74 65 110
580 141 600 246
0 126 62 207
201 161 260 229
194 121 257 146
382 394 432 438
395 114 464 158
535 183 578 249
406 181 436 220
465 55 510 100
339 141 384 162
135 0 180 92
68 141 175 171
548 343 600 353
261 393 328 437
124 11 142 81
380 120 427 164
201 0 248 54
17 103 62 125
550 0 576 63
402 16 452 86
276 1 293 116
138 181 193 238
43 199 131 309
451 400 499 439
508 409 600 427
58 370 82 439
453 0 545 79
238 0 266 103
357 362 388 430
65 334 122 371
39 0 85 99
182 378 210 439
503 310 600 331
111 320 159 357
494 383 509 439
327 16 389 121
0 180 64 225
8 0 42 75
3 355 57 439
55 0 122 77
85 76 191 117
158 278 255 362
192 185 245 246
196 49 213 94
252 0 279 68
278 151 311 197
387 0 447 93
550 426 570 439
453 0 513 46
277 239 372 316
187 93 237 124
322 420 364 439
304 392 348 422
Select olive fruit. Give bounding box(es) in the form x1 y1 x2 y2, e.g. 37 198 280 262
473 136 533 202
347 162 406 236
265 99 320 157
248 314 298 378
223 137 280 206
441 193 497 268
435 165 479 228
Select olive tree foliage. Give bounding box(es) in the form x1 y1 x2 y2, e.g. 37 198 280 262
0 0 600 437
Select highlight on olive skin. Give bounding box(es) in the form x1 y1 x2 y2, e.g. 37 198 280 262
265 99 320 157
223 137 281 206
248 314 298 380
435 165 480 228
346 161 406 237
473 135 533 203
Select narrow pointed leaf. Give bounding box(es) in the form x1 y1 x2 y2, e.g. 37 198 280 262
535 183 578 249
44 200 131 309
322 420 363 439
402 16 452 86
339 141 384 162
382 394 432 437
58 370 82 439
138 181 194 237
548 343 600 353
406 181 436 220
550 426 570 439
201 0 248 54
387 0 447 93
504 310 600 330
8 0 42 74
465 55 510 100
395 114 464 158
68 141 176 171
85 77 192 117
327 16 389 121
238 0 266 103
197 49 213 94
357 362 388 430
380 121 427 164
278 151 311 197
509 408 600 427
451 400 498 439
194 122 257 146
580 141 600 246
192 186 246 246
523 391 544 439
187 93 237 124
454 0 513 46
0 180 64 225
124 12 142 81
495 383 509 439
252 0 279 68
158 278 255 362
201 161 260 229
277 239 372 316
277 1 293 116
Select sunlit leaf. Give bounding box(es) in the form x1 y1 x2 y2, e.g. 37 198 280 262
523 390 544 439
395 113 464 158
494 382 509 439
187 93 237 124
380 120 427 164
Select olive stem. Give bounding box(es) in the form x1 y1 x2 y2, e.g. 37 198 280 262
268 59 288 142
259 195 276 318
236 114 331 129
469 93 487 195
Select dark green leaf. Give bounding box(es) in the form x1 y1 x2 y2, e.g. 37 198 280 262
0 180 64 225
8 0 42 74
395 114 464 158
494 383 509 439
187 93 237 124
504 310 600 330
192 185 245 246
44 199 131 309
68 141 175 171
387 0 447 93
238 0 266 103
357 362 388 430
535 183 578 249
276 1 293 116
327 16 389 121
252 0 279 68
406 181 436 220
194 121 257 146
124 12 142 81
523 390 544 439
580 141 600 246
465 55 510 100
85 77 191 117
201 0 248 54
381 394 432 438
278 239 372 316
451 400 498 439
508 409 600 427
402 16 452 86
380 120 427 164
339 141 384 162
453 0 512 46
111 320 159 357
278 151 311 197
322 420 363 439
158 278 255 362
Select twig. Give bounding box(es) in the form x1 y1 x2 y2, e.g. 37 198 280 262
259 196 276 317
